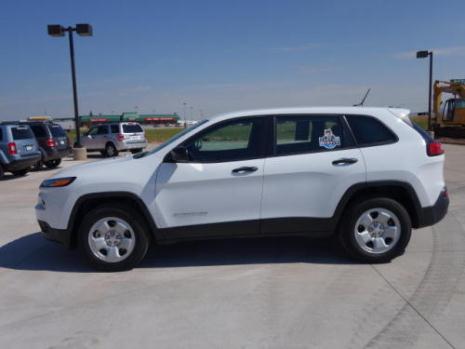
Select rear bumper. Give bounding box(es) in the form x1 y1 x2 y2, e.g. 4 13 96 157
417 189 449 228
4 155 41 171
116 140 147 151
38 220 72 248
43 147 72 161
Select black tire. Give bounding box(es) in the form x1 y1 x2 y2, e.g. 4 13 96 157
0 165 4 179
12 168 29 177
44 159 62 169
32 160 43 171
130 148 143 154
338 197 412 263
78 204 151 271
100 151 106 157
104 143 118 157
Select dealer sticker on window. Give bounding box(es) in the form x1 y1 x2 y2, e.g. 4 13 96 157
319 129 341 150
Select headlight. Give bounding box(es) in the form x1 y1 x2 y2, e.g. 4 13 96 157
40 177 76 188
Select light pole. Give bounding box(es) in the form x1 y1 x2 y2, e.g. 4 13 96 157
416 50 433 131
183 102 187 128
47 24 93 148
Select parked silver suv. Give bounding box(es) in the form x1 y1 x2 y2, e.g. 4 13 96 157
0 122 41 178
81 122 147 157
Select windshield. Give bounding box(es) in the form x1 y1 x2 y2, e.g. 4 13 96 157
134 119 209 158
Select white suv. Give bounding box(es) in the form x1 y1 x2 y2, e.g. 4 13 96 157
81 122 147 157
36 107 449 271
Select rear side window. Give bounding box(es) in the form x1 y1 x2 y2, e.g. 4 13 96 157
30 125 48 138
346 115 397 146
12 126 34 140
122 124 143 133
275 115 353 155
49 125 66 137
97 125 108 135
110 125 119 134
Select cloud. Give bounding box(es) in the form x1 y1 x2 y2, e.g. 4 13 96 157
394 46 465 59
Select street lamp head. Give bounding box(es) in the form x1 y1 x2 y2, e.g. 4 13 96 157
416 50 430 59
47 25 65 37
76 24 93 36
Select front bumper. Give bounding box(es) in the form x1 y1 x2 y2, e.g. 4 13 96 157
38 220 72 248
417 189 449 228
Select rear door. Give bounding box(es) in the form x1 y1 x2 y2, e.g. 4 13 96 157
122 123 145 143
95 125 110 149
154 117 267 238
48 124 69 151
10 125 39 156
260 114 366 234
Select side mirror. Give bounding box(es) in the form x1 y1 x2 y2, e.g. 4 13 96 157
166 146 190 163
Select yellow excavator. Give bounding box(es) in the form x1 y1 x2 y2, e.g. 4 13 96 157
433 79 465 138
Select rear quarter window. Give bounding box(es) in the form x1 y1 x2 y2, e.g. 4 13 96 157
12 126 34 140
346 115 397 146
122 124 143 133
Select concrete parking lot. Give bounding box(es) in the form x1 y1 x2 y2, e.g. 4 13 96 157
1 145 465 349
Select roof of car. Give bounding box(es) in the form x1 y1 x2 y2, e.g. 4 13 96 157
209 106 410 122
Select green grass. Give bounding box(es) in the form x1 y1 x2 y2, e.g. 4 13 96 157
67 127 184 144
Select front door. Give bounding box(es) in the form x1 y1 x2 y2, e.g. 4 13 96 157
154 117 267 239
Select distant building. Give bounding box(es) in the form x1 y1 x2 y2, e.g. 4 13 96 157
54 112 180 129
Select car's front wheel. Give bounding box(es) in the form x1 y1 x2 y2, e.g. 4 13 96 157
338 198 412 263
79 204 151 271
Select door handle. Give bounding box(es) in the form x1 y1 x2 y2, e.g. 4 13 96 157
232 166 258 174
332 158 358 166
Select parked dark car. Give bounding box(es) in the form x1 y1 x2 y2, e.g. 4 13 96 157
0 122 41 179
22 121 72 169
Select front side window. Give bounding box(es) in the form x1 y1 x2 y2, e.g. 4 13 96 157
275 115 352 155
346 115 397 146
184 118 264 162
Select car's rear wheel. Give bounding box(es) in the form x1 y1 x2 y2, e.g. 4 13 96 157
79 204 150 271
12 168 29 176
104 143 118 157
44 159 61 169
338 198 411 263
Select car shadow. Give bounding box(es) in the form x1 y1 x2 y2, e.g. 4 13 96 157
0 233 356 273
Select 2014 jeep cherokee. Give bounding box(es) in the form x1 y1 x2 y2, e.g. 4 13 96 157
36 107 449 271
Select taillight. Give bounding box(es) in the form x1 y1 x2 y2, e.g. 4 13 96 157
116 134 125 141
7 142 17 155
46 138 56 147
427 141 444 156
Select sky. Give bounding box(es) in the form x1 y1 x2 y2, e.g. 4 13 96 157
1 0 465 121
